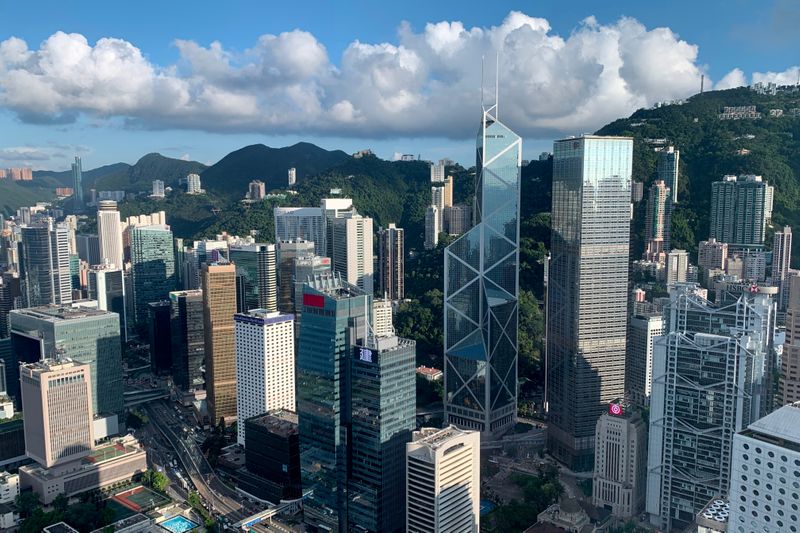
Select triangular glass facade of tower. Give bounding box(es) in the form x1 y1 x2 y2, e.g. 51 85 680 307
444 105 521 436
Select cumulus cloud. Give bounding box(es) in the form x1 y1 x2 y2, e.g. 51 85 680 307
0 147 52 161
715 68 748 90
0 13 796 140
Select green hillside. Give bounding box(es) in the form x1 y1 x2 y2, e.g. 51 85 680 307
0 180 56 215
596 86 800 261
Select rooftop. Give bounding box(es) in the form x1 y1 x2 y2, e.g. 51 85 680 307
696 498 729 528
43 523 80 533
744 402 800 445
305 272 364 299
246 410 298 437
11 305 115 322
412 425 475 449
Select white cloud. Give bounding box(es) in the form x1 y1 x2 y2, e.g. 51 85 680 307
0 14 796 140
715 68 747 89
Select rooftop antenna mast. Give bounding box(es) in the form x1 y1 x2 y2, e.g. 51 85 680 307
495 52 500 119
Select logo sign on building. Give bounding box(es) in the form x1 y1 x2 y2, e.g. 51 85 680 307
357 347 373 363
303 293 325 308
609 403 623 417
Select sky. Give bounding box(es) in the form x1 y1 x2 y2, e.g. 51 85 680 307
0 0 798 171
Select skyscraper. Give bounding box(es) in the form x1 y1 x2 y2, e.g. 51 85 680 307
331 211 374 294
130 224 175 329
71 156 83 207
321 197 356 259
547 135 632 470
202 263 237 425
443 175 454 208
697 238 728 271
665 249 689 285
406 426 480 533
709 174 769 249
87 266 126 334
276 239 315 313
656 146 679 203
625 309 664 409
297 274 370 532
169 289 205 392
772 225 792 310
348 335 417 533
10 306 123 419
228 243 277 313
424 205 439 250
431 186 445 233
234 310 295 446
647 284 776 531
780 273 800 404
148 301 172 373
274 207 325 256
20 359 93 468
186 173 202 194
444 100 521 437
430 162 445 183
97 200 124 269
20 221 72 307
377 224 404 300
643 180 671 261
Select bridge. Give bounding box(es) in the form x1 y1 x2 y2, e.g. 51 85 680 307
123 388 170 407
232 493 309 530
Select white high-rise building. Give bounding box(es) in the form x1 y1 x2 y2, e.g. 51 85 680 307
372 298 393 337
625 311 664 408
97 200 124 269
424 205 440 250
274 207 325 256
430 162 445 183
186 173 202 194
406 426 480 533
288 167 296 187
592 402 647 519
234 310 295 446
431 186 445 233
665 249 689 285
330 211 374 294
728 402 800 533
151 180 165 198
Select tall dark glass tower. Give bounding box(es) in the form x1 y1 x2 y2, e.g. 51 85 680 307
71 156 83 208
169 289 205 391
443 100 521 437
546 135 633 471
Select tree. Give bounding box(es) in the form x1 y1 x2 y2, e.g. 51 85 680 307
15 492 40 518
150 470 169 492
52 493 68 514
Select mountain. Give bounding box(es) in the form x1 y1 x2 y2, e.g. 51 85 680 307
594 86 800 262
0 180 57 215
34 162 131 188
200 142 350 195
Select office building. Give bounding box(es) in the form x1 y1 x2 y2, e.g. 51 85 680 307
203 263 237 424
240 410 301 503
772 225 792 310
372 298 393 337
148 301 172 373
186 173 202 194
547 136 632 470
274 207 325 256
424 205 440 250
229 243 277 313
0 271 21 338
151 179 165 198
10 306 123 419
698 238 728 272
445 204 471 236
728 402 800 533
625 309 664 409
444 102 522 437
249 180 266 200
443 175 454 208
377 223 404 300
643 180 671 261
657 146 679 203
293 255 331 318
20 221 72 307
76 234 101 266
406 426 480 533
20 359 94 468
321 197 356 259
87 266 126 331
288 167 296 187
72 156 83 207
234 310 295 446
592 401 647 518
430 162 445 183
331 211 374 294
130 224 175 328
665 249 689 285
297 274 370 532
97 200 124 269
647 284 776 531
348 335 417 533
277 239 314 313
169 289 205 391
710 174 770 249
780 273 800 404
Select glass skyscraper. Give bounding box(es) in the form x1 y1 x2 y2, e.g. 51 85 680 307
443 102 521 436
71 156 83 208
228 243 278 313
130 225 176 329
20 221 72 307
547 135 632 471
296 274 369 533
169 289 205 391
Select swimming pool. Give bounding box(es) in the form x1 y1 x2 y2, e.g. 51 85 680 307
480 499 497 515
160 515 199 533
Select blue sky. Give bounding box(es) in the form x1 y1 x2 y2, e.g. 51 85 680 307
0 0 798 171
